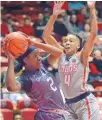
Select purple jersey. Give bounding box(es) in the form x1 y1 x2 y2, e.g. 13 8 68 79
19 58 65 111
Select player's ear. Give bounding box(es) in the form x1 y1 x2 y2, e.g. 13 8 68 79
76 39 80 50
77 45 80 49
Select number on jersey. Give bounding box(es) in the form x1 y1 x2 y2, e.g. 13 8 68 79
47 77 57 92
64 74 71 87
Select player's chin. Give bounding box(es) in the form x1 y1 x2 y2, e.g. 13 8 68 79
65 49 72 54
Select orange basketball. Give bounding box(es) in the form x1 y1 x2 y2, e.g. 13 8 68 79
4 32 29 57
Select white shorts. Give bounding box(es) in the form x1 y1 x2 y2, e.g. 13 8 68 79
65 93 100 120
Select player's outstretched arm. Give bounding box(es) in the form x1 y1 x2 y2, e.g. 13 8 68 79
29 39 63 58
80 2 97 66
4 48 22 92
43 1 64 52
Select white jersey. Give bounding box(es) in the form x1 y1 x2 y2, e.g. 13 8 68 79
58 54 89 99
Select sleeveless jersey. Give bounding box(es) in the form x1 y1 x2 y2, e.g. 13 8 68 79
58 54 89 99
20 62 65 111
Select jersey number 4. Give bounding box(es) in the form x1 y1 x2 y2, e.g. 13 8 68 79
64 74 71 87
47 77 57 92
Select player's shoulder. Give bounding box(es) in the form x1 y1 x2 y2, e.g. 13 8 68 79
76 51 81 57
59 53 66 60
76 51 83 61
76 51 89 67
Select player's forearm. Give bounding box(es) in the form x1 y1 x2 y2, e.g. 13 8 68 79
90 8 97 39
42 14 63 51
85 8 97 53
6 59 17 91
34 42 62 57
80 7 98 65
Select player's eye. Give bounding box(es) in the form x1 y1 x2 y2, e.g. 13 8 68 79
64 39 67 43
69 39 73 42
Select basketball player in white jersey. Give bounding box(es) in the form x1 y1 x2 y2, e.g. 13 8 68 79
43 1 100 120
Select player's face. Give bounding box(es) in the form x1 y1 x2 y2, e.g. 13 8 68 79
24 49 42 70
62 35 80 55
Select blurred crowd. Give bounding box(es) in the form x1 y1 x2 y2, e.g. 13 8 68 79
1 0 102 110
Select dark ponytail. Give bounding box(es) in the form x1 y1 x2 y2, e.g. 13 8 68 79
75 35 83 51
14 62 24 74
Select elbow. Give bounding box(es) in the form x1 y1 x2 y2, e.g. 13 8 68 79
94 32 97 37
92 32 97 40
90 31 97 40
6 85 16 92
91 26 98 37
7 86 13 92
92 31 97 37
56 51 63 58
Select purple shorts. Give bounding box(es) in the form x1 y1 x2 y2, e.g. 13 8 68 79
34 110 65 120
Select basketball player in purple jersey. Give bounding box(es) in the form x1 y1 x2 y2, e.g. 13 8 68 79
4 37 69 119
43 1 100 120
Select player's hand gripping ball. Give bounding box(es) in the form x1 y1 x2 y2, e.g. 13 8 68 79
3 32 29 58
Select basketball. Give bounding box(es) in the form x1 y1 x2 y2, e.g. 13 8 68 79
4 32 29 57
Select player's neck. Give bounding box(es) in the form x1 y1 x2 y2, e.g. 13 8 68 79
65 50 77 56
65 53 74 58
66 54 73 61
